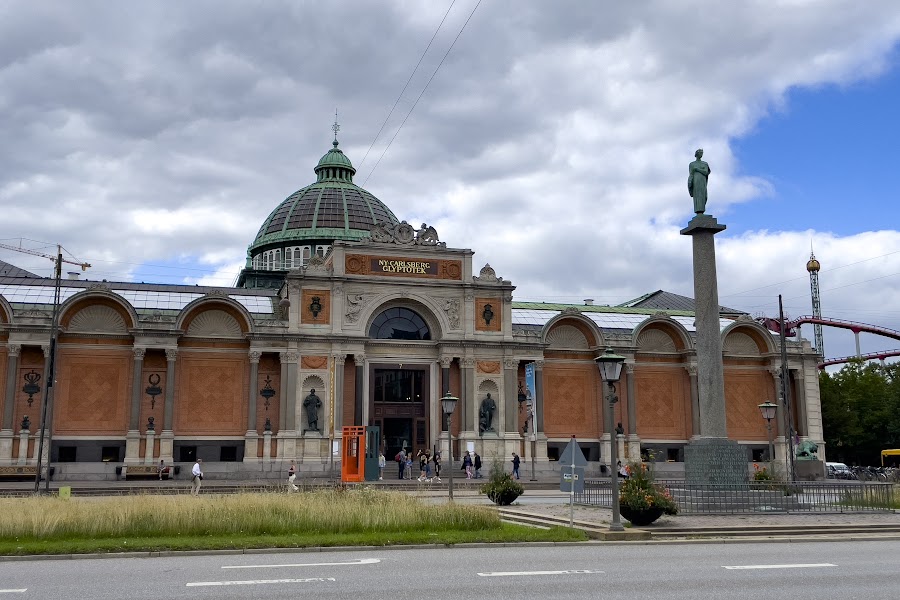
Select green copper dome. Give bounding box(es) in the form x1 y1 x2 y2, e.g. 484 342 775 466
249 140 400 254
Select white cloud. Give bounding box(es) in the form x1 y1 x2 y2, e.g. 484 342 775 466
2 0 900 363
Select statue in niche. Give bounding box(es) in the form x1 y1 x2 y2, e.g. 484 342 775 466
303 388 322 432
615 422 624 436
479 393 497 435
687 148 711 214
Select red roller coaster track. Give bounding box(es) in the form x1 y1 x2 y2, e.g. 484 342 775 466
758 315 900 369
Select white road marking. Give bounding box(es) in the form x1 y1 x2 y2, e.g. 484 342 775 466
223 557 380 569
478 569 603 577
723 563 837 570
187 577 336 587
0 591 26 594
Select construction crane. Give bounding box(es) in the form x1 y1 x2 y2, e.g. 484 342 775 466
0 240 89 494
0 240 91 272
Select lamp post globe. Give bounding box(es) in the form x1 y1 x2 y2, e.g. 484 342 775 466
441 392 459 500
758 401 777 469
595 348 626 532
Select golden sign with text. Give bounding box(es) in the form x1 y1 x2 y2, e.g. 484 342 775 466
345 254 462 280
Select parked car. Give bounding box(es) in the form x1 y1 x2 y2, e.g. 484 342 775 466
826 462 852 479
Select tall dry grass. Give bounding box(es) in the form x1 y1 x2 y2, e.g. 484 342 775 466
0 488 499 540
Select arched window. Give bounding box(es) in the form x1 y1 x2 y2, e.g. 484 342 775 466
369 307 431 340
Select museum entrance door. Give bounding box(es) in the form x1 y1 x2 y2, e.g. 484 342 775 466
371 365 430 460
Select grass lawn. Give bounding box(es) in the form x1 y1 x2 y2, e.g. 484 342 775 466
0 488 586 556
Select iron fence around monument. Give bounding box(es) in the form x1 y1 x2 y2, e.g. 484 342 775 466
577 478 895 514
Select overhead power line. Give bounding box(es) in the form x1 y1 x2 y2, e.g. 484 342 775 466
362 0 483 187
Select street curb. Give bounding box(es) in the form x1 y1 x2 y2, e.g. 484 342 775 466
3 534 900 562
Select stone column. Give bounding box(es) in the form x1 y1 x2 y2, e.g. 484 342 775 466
332 354 345 435
439 356 452 431
534 360 545 432
681 214 746 484
687 363 700 437
37 343 51 468
284 352 299 431
278 352 288 432
125 347 145 463
2 344 20 430
160 348 177 463
461 357 475 433
624 362 640 460
0 344 20 463
244 350 261 463
503 358 518 434
354 352 365 426
791 368 807 437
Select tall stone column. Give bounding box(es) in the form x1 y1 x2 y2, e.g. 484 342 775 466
503 358 518 434
461 357 475 433
354 352 365 426
681 214 746 484
439 356 452 431
624 362 640 460
278 351 299 460
2 344 20 430
160 348 177 463
243 350 261 463
534 360 545 432
791 368 807 437
125 347 146 463
332 354 345 436
0 344 20 463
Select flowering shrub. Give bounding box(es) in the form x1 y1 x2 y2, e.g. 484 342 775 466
618 462 678 515
752 463 773 481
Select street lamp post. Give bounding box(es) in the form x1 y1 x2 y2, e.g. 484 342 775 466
758 401 777 473
440 392 458 501
595 348 626 532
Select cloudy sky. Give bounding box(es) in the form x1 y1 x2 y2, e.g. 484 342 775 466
2 0 900 364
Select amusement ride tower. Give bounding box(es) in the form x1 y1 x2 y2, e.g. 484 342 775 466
806 248 824 356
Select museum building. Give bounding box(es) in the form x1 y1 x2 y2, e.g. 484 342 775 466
0 138 825 480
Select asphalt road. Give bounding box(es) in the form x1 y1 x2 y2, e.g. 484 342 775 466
1 540 897 599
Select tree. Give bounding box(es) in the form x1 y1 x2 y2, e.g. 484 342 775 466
820 361 900 465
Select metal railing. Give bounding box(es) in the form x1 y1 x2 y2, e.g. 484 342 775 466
577 478 896 514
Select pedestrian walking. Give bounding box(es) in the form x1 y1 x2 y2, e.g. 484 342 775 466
511 452 521 479
378 452 386 480
417 449 428 481
474 452 483 479
287 460 298 492
396 448 406 479
463 451 473 479
191 458 203 495
432 451 442 483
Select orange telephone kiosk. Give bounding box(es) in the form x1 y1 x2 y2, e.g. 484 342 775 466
341 426 366 482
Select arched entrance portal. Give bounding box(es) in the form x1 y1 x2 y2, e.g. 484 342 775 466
367 307 435 463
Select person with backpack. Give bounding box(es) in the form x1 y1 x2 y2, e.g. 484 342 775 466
474 452 483 479
396 448 406 479
462 451 473 479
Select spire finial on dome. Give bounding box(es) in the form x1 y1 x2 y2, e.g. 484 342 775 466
332 109 340 147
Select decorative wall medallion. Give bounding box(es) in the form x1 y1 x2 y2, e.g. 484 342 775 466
22 371 41 407
145 374 162 409
301 355 328 369
477 361 501 374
